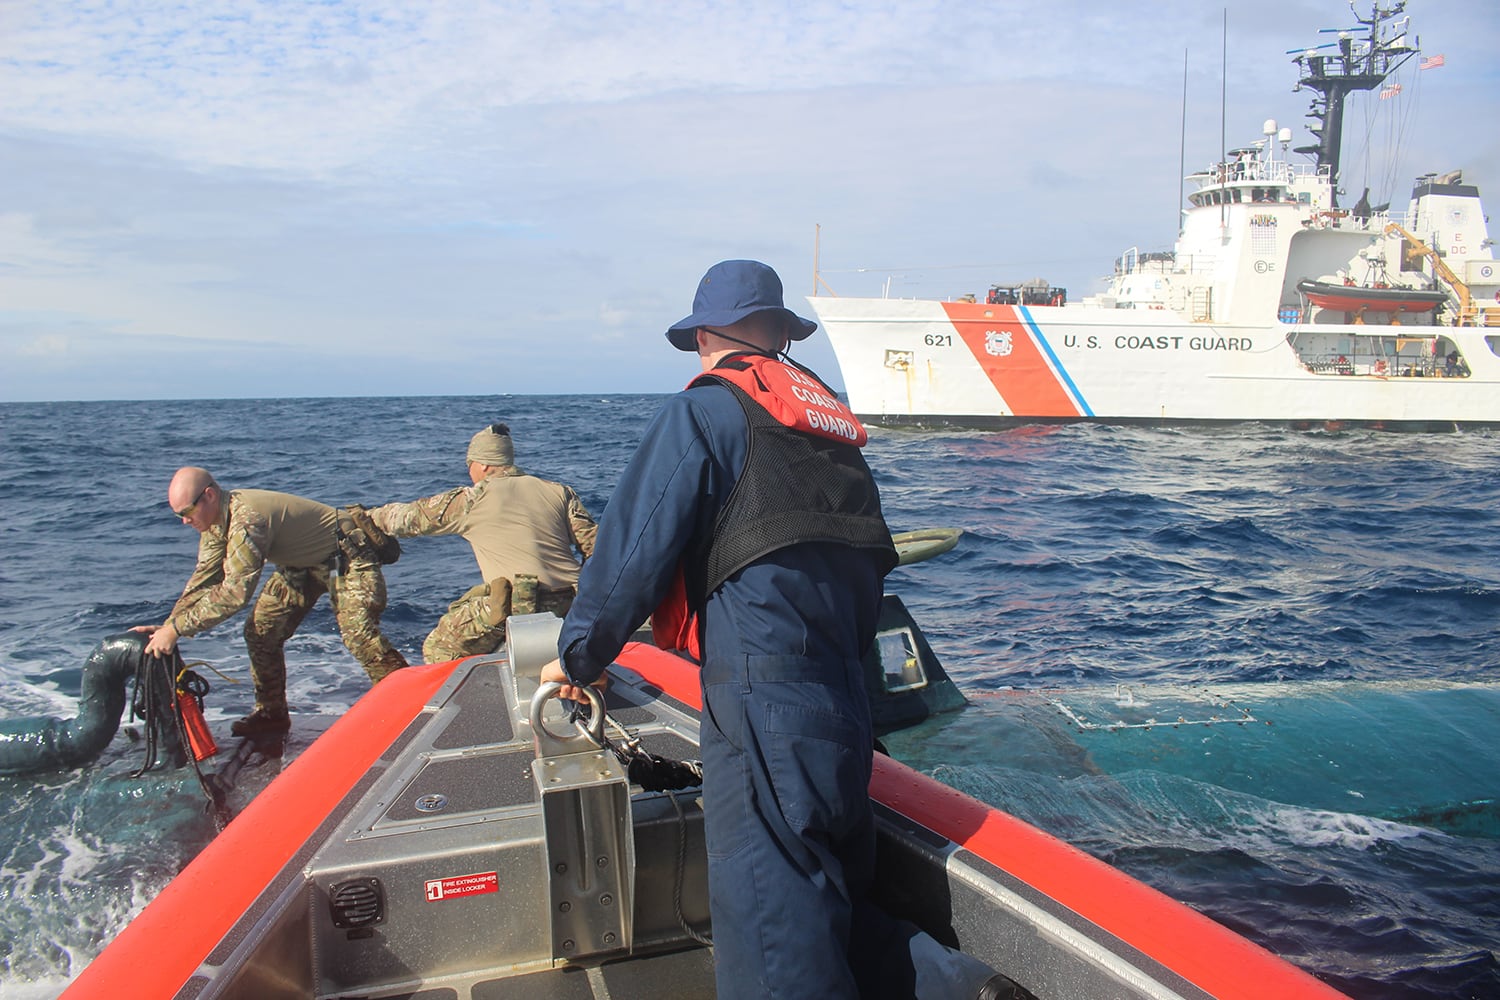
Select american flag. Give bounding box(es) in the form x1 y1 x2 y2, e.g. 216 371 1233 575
1379 83 1403 100
1420 54 1446 70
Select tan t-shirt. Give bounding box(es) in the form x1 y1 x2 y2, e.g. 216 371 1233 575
370 468 596 589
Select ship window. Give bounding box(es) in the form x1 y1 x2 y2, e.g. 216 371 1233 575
1399 239 1424 273
1486 335 1500 358
876 630 927 693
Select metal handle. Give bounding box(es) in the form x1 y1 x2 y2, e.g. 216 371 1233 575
507 613 565 680
530 681 606 757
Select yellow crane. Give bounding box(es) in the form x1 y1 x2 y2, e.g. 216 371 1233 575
1382 222 1481 326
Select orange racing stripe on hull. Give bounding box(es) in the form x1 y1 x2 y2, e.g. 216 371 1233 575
867 759 1347 999
941 302 1081 417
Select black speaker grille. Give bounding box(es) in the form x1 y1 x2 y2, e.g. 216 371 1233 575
329 877 385 928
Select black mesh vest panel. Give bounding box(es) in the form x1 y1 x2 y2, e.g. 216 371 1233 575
685 377 898 606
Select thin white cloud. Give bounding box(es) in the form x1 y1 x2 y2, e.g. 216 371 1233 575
15 333 69 357
0 1 1244 173
0 210 89 274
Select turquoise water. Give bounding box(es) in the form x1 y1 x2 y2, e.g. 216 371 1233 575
1 396 1497 998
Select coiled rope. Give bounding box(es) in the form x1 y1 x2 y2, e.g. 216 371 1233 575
129 650 226 827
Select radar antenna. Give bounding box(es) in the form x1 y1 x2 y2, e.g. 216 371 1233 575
1288 1 1416 207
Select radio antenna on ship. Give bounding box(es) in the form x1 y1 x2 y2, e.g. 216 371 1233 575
1217 9 1229 242
1178 47 1188 236
812 223 838 297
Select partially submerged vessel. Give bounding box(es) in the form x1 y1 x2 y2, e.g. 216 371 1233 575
808 3 1500 428
63 614 1348 999
887 679 1500 840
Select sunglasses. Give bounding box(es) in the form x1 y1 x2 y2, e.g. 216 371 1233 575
173 485 211 519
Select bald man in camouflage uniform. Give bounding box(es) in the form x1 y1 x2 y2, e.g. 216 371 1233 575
369 423 597 664
140 466 409 735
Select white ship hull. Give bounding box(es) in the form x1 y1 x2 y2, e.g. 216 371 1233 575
810 296 1500 427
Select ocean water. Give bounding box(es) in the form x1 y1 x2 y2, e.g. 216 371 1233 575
1 395 1497 999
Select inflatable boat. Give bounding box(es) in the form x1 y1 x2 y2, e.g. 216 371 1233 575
63 611 1347 1000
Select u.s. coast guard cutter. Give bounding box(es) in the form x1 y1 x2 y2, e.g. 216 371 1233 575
809 2 1499 429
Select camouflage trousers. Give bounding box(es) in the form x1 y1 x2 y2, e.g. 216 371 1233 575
422 574 576 664
243 556 409 715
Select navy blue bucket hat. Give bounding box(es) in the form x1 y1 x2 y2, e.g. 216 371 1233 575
665 260 818 351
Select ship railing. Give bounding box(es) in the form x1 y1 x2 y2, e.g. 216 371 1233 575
1299 356 1449 378
1308 209 1412 235
1191 159 1327 189
1114 249 1214 277
1290 339 1471 379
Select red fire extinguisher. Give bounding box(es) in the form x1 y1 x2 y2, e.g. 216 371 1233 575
176 670 219 762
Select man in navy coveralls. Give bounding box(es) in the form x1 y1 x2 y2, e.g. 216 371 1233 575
542 260 1029 1000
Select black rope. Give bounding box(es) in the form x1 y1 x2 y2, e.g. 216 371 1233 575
566 700 705 792
667 789 713 947
618 743 704 792
130 650 226 827
179 669 211 702
129 651 176 778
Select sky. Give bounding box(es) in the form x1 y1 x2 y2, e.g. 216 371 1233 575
2 1 1497 402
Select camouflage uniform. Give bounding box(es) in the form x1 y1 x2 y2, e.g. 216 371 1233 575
369 467 596 663
169 489 408 718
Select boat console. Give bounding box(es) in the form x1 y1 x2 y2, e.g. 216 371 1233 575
206 615 715 998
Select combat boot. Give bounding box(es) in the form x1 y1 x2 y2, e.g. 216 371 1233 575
976 974 1036 1000
231 706 291 736
365 648 410 684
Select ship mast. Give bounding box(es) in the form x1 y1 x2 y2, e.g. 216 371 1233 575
1289 1 1416 207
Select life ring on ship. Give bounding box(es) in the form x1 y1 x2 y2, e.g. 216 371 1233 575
1374 360 1387 375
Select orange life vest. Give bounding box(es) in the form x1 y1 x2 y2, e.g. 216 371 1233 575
651 354 883 659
